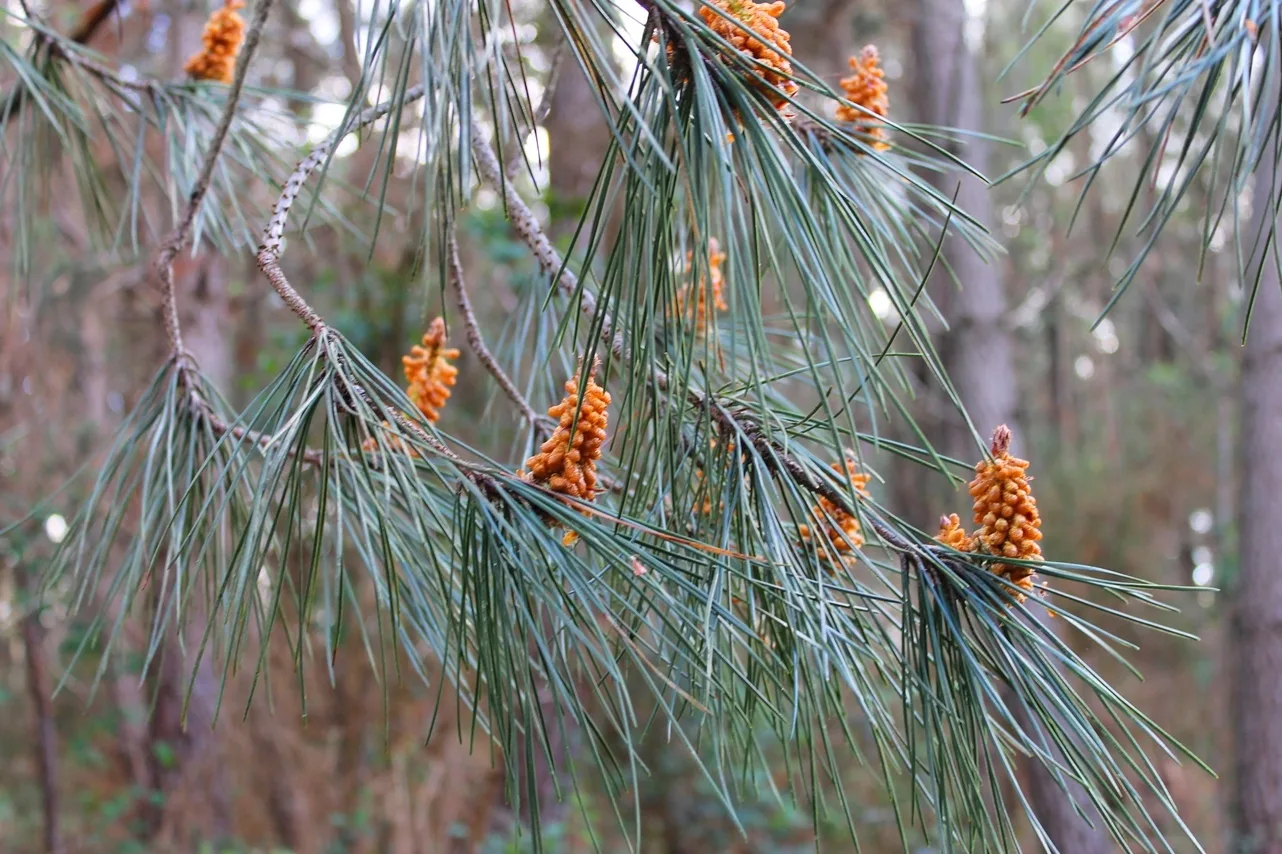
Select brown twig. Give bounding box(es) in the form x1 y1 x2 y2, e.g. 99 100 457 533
248 83 514 485
156 0 276 354
256 83 427 333
445 233 551 437
67 0 123 44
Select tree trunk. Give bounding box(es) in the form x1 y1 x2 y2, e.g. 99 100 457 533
143 252 234 843
17 565 65 854
545 35 613 242
909 1 1112 850
909 0 1016 463
1231 117 1282 854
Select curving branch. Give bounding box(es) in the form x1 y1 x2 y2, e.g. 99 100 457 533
256 83 427 333
445 233 552 437
156 0 276 354
467 124 629 362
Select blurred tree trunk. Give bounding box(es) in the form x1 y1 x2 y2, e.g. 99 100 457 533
908 1 1112 851
1231 117 1282 853
545 30 613 247
780 0 860 82
17 565 64 854
144 253 234 843
909 0 1015 462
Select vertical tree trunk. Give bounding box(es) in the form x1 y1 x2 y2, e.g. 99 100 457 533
1231 116 1282 853
909 0 1015 461
545 31 614 247
909 1 1112 850
17 566 64 854
144 253 234 843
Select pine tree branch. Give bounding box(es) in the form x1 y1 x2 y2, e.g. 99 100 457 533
0 0 128 124
468 126 916 553
248 82 509 492
468 124 629 363
446 232 552 438
257 83 427 333
144 0 306 469
156 0 276 355
193 396 325 465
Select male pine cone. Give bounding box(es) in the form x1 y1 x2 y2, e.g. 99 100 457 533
836 45 891 151
935 513 973 552
402 317 460 423
184 0 247 83
523 359 611 505
798 454 870 568
968 425 1043 600
697 0 799 109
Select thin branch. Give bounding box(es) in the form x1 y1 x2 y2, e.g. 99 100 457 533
256 83 427 333
445 233 551 437
66 0 124 44
248 83 508 489
0 0 125 123
468 124 630 363
17 566 64 854
156 0 276 354
189 388 324 465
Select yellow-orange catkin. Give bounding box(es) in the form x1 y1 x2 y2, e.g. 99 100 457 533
798 454 870 568
836 46 890 151
184 0 247 83
968 425 1043 600
677 238 728 332
522 360 611 545
698 0 799 109
402 317 460 423
935 513 973 552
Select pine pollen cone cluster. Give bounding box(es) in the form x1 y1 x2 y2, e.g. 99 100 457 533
698 0 799 109
521 360 611 544
797 454 870 568
184 0 247 83
836 45 890 151
678 238 728 332
403 317 460 424
935 425 1045 604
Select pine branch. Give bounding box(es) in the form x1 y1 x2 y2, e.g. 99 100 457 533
246 81 510 492
468 126 916 553
0 0 127 123
156 0 276 354
257 83 427 333
445 232 551 437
